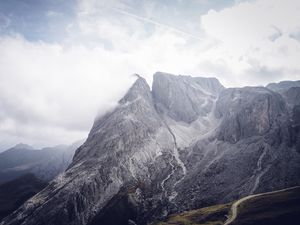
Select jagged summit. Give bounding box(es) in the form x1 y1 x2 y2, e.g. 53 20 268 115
120 74 151 104
122 72 225 124
153 72 224 95
153 72 224 123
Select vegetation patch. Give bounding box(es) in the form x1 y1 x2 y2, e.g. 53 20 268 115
153 203 231 225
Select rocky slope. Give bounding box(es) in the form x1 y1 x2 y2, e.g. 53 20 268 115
1 73 300 225
266 80 300 93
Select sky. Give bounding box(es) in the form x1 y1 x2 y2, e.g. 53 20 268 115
0 0 299 150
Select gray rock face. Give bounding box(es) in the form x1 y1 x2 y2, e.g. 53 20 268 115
152 72 224 123
281 87 300 153
282 87 300 113
174 85 298 211
266 80 300 92
267 81 300 153
215 87 288 144
2 74 300 225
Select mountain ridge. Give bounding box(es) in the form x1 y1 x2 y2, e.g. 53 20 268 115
0 140 84 184
1 73 300 225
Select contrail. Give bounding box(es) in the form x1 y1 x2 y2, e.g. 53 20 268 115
110 7 201 40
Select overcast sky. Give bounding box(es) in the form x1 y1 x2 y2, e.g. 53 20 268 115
0 0 299 150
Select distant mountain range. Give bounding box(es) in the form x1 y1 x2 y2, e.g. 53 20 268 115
1 73 300 225
0 140 83 184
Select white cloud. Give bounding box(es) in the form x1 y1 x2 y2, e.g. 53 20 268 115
0 0 300 149
201 0 300 84
0 31 205 150
0 36 137 149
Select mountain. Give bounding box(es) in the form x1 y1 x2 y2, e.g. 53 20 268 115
0 174 47 221
281 87 300 153
0 140 84 184
1 73 300 225
266 80 300 93
154 186 300 225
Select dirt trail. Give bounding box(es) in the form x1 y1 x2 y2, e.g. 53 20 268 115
224 186 300 225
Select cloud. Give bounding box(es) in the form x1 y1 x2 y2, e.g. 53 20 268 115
0 0 300 150
200 0 300 84
0 35 137 149
0 31 205 150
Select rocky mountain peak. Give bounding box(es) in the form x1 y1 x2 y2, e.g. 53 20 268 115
152 72 224 95
2 74 300 225
215 86 288 144
152 72 224 123
119 74 152 104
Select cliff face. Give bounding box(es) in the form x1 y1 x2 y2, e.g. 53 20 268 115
152 72 224 123
2 73 300 225
215 87 289 144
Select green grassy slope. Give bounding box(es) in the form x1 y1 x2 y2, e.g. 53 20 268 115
153 186 300 225
153 203 231 225
231 187 300 225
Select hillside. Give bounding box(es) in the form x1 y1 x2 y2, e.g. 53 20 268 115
0 174 47 220
229 186 300 225
154 186 300 225
154 203 231 225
